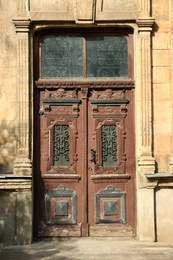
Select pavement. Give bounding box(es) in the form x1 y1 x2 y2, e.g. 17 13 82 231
0 238 173 260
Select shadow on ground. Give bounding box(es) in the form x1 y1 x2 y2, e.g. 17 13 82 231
1 238 173 260
0 241 75 260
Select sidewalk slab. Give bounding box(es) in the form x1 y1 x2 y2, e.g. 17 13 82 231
0 238 173 260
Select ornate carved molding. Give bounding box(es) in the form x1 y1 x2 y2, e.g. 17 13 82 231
44 88 77 99
35 80 135 89
13 19 31 33
137 17 155 32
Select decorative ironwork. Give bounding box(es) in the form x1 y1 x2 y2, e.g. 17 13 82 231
86 36 128 77
53 125 69 166
42 36 83 78
41 36 128 78
102 125 117 167
90 148 97 164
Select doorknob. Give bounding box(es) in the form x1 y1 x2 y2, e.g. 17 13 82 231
90 148 97 164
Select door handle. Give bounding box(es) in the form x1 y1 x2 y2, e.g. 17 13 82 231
90 148 97 164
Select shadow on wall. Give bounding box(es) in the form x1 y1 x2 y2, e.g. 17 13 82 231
0 189 32 244
0 120 17 174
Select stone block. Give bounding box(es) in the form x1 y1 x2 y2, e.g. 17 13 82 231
153 0 169 20
30 0 74 21
137 189 155 241
152 67 170 84
153 84 171 101
153 21 171 33
16 191 32 244
152 50 170 67
0 191 16 243
156 189 173 242
76 0 93 21
95 0 139 20
155 155 171 173
153 33 170 50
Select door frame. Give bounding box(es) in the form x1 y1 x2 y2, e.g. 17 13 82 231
33 26 136 238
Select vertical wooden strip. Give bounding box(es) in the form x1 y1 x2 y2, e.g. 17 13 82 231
81 88 89 236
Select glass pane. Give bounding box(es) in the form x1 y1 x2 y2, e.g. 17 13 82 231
53 125 69 166
102 125 117 167
42 36 83 78
86 36 128 77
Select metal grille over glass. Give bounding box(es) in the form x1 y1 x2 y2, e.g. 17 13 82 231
86 37 128 77
42 36 83 78
102 125 117 167
53 125 69 166
41 36 128 78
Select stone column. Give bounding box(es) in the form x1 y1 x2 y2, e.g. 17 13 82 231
136 15 156 241
12 19 32 176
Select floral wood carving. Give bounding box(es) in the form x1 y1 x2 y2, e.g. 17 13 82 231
92 89 125 99
45 88 77 98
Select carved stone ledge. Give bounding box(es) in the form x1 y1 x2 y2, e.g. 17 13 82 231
138 156 155 175
13 157 32 176
169 155 173 173
0 178 32 190
137 17 155 31
13 19 31 33
145 173 173 189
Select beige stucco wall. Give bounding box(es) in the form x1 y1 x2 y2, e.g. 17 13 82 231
0 0 173 244
0 0 17 174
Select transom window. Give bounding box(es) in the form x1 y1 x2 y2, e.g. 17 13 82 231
41 35 129 78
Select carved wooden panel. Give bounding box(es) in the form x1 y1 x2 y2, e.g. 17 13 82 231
45 185 77 224
95 186 126 224
40 89 80 175
90 89 128 175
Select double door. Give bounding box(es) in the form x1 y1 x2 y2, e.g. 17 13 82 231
34 85 136 237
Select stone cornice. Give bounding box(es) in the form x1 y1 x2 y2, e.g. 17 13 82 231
137 17 155 32
13 19 31 33
145 173 173 188
0 178 32 190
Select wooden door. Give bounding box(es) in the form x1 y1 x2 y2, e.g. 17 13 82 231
34 85 135 238
33 29 136 238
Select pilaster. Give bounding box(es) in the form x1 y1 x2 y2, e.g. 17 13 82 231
12 19 32 176
136 14 156 242
137 17 155 175
17 0 30 17
139 0 150 16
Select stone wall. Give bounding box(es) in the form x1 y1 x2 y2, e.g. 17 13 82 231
0 0 173 244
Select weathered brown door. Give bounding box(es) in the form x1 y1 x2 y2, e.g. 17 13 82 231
34 30 136 238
